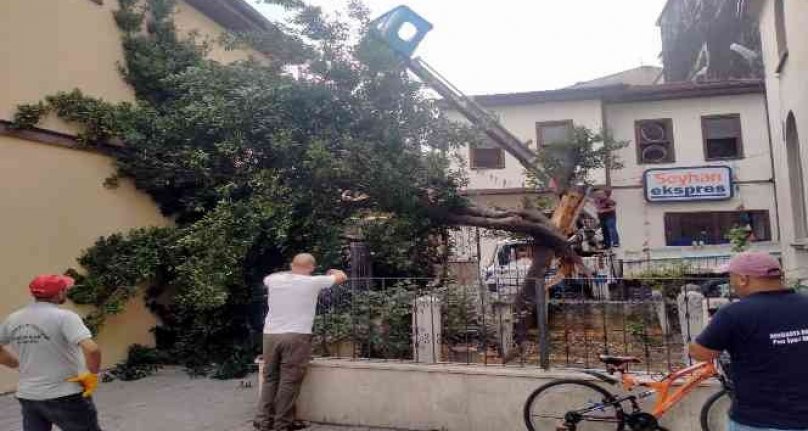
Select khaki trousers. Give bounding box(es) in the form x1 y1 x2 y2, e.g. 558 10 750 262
255 333 312 431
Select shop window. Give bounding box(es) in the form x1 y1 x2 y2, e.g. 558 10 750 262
702 115 743 160
636 119 675 164
664 210 771 246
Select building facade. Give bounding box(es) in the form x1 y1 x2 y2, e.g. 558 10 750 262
0 0 269 393
749 0 808 281
448 77 778 269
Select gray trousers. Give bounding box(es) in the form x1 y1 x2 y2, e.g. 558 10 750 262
18 394 101 431
255 333 312 430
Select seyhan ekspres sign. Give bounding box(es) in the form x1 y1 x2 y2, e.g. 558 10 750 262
644 166 733 202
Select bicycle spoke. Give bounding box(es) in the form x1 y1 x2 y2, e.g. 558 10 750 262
525 380 624 431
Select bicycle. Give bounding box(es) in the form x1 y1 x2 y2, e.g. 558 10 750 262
523 354 733 431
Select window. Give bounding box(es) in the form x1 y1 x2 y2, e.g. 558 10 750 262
702 114 743 160
785 112 807 239
775 0 788 64
664 210 771 246
469 144 504 170
635 119 675 164
536 120 573 148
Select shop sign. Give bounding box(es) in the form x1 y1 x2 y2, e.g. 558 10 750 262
644 166 733 202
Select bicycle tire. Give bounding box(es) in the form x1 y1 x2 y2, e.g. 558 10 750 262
700 388 731 431
523 379 625 431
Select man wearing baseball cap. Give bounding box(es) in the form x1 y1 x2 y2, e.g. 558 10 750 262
690 252 808 431
0 274 103 431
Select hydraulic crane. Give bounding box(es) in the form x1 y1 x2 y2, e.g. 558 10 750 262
369 6 607 367
368 6 592 246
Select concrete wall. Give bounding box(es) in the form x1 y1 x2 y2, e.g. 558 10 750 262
298 360 727 431
756 0 808 281
605 93 778 255
448 99 604 190
0 135 168 393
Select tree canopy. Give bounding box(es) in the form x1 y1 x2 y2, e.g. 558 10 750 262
13 0 622 375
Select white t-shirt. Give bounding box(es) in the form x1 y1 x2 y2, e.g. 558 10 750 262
263 272 336 335
0 302 92 400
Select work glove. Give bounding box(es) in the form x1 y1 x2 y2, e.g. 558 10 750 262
66 372 99 398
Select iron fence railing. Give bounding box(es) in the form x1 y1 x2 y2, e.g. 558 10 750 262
312 276 732 373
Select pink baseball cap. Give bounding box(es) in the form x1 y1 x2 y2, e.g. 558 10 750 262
716 252 782 278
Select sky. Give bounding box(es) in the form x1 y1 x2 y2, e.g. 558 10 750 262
251 0 668 95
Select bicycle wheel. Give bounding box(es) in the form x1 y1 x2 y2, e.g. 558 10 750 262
700 389 732 431
524 379 625 431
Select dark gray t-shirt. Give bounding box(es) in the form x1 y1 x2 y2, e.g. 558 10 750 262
0 302 92 400
696 290 808 429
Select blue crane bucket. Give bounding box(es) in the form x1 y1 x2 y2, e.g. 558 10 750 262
369 5 433 58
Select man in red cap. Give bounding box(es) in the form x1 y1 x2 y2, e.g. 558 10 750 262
0 274 103 431
690 252 808 431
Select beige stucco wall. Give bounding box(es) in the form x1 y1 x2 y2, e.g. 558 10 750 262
0 0 264 135
0 0 267 394
757 0 808 280
174 1 265 64
0 135 169 393
0 0 135 134
448 99 605 190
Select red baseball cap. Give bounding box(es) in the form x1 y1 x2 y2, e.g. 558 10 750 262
29 274 75 298
716 252 782 278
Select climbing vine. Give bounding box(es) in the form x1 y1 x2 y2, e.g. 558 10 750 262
13 0 469 377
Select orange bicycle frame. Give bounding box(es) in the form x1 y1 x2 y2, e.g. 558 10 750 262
620 361 717 418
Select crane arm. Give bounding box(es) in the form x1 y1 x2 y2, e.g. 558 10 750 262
406 58 540 174
369 6 539 176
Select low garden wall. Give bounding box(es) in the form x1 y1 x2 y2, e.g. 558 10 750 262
293 359 727 431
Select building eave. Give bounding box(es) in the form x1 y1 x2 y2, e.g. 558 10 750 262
440 80 765 110
185 0 272 32
603 79 765 103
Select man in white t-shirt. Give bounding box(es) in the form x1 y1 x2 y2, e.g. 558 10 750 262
0 274 102 431
254 254 347 431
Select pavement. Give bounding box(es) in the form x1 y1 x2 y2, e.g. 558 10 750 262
0 368 387 431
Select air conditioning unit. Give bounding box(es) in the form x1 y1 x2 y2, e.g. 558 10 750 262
637 120 674 164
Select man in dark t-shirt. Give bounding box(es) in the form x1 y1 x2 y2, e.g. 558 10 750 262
690 252 808 431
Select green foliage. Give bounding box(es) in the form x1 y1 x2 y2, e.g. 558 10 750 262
528 127 628 191
726 225 752 253
12 0 477 376
314 284 416 359
11 102 50 129
103 344 167 382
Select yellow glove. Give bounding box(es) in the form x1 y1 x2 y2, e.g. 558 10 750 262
66 372 99 398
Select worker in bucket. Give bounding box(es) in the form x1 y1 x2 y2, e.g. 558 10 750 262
594 188 620 249
255 254 348 431
0 274 102 431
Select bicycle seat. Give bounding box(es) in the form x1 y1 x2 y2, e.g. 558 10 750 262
598 354 641 366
